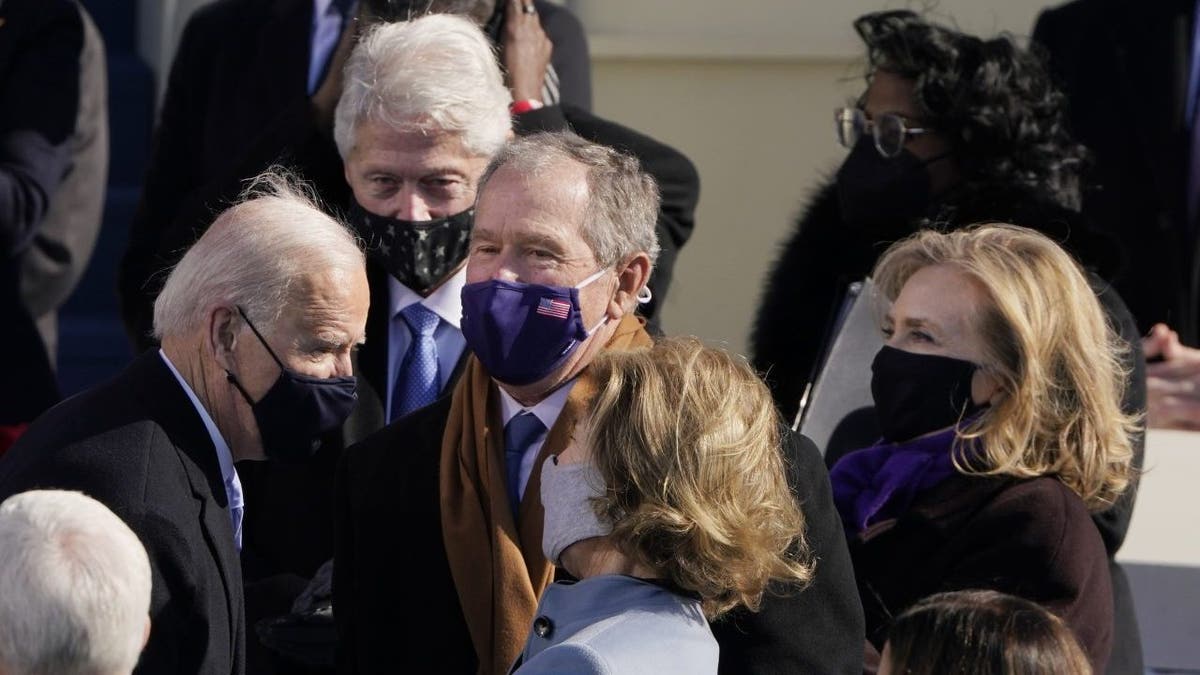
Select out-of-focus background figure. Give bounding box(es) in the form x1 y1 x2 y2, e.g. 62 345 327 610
0 0 107 452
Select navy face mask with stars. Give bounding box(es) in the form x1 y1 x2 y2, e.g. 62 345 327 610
347 199 474 294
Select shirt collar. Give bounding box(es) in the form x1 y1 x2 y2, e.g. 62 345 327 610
388 266 467 329
158 350 238 490
497 378 578 432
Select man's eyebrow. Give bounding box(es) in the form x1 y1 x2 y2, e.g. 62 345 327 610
517 232 568 251
901 316 940 332
361 164 470 178
470 228 499 242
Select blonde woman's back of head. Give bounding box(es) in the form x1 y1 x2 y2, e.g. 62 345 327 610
584 336 813 619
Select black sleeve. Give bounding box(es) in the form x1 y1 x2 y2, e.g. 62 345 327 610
333 440 359 674
0 0 82 256
750 185 876 422
1091 278 1146 555
536 1 592 112
710 429 865 675
118 10 211 349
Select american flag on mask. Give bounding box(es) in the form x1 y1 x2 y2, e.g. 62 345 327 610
536 297 571 319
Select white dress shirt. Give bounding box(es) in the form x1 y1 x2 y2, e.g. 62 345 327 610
385 267 468 423
158 350 243 548
498 378 578 500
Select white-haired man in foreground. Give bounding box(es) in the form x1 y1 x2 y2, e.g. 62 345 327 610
0 490 152 675
0 171 369 675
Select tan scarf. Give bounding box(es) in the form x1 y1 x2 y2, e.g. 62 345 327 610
439 313 653 675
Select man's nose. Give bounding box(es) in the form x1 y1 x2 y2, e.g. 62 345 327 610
392 188 432 221
492 256 521 282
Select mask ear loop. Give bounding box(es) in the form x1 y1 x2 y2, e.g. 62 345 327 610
236 306 288 372
226 306 287 405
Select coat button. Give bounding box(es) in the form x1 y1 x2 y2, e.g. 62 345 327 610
533 616 553 639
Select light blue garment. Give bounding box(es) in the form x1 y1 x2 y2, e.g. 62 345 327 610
511 575 717 675
158 350 243 549
385 273 467 423
307 0 357 94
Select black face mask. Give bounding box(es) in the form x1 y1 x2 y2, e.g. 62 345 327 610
835 137 938 237
347 199 473 294
225 307 358 462
870 345 985 443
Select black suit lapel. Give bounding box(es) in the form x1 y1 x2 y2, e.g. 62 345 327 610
360 261 391 405
131 352 245 665
342 262 390 446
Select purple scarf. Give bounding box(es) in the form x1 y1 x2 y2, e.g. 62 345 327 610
829 426 970 536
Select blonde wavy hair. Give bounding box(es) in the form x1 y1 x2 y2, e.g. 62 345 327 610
583 337 813 619
871 224 1138 510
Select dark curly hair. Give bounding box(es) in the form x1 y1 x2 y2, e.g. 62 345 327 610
854 10 1087 210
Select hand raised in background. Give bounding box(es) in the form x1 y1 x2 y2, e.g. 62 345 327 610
502 0 553 103
1143 322 1200 430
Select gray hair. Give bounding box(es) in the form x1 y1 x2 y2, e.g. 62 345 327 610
333 13 512 159
0 490 152 675
477 131 661 268
152 169 364 339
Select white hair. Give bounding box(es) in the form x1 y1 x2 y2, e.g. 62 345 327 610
0 490 152 675
478 131 661 268
153 169 365 339
333 13 512 159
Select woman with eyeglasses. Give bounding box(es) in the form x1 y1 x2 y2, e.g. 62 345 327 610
750 10 1141 439
750 13 1149 672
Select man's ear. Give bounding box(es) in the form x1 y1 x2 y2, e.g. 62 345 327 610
607 252 652 319
209 306 240 373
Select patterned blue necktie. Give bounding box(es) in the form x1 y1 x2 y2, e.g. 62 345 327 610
392 303 441 421
505 412 546 523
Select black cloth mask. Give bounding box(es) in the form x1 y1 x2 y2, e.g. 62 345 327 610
870 345 986 443
836 137 942 236
225 307 358 462
347 199 473 293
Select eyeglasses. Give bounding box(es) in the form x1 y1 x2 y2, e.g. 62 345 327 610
835 107 928 158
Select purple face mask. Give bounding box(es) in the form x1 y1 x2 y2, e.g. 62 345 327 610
460 269 609 386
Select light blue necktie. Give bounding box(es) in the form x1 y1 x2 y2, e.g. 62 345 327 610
505 412 546 523
393 303 441 421
227 471 244 551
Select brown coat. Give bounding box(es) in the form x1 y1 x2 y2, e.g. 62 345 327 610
849 474 1113 673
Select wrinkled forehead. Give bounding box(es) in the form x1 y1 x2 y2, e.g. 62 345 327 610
280 267 369 339
476 162 589 228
